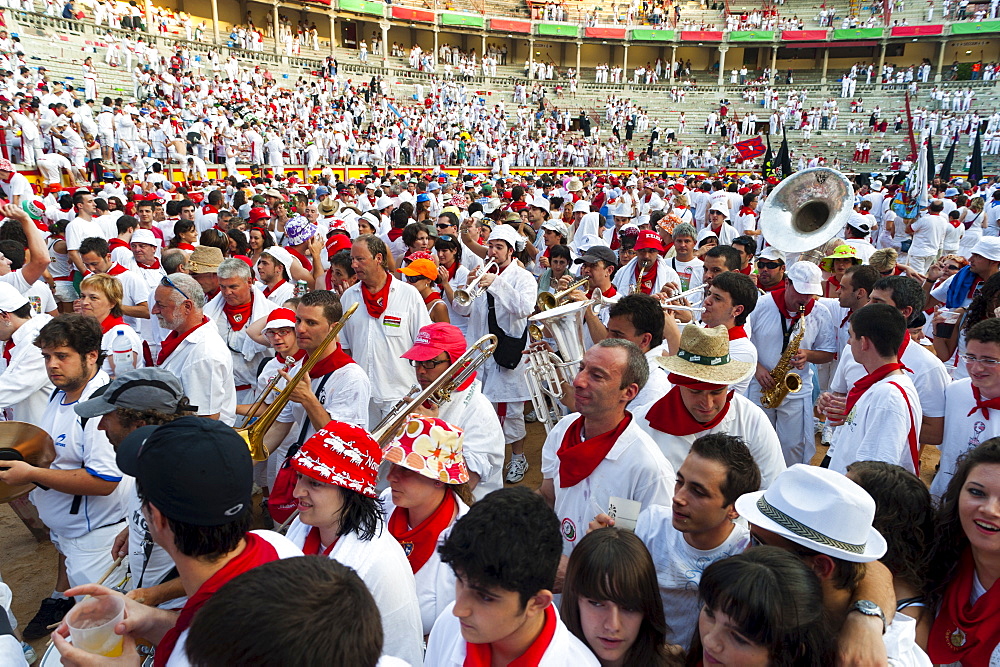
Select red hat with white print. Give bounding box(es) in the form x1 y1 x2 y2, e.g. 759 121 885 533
634 229 667 253
291 420 382 499
263 307 296 331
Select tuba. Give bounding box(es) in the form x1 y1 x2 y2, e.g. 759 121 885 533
237 303 358 462
525 300 589 433
758 167 855 254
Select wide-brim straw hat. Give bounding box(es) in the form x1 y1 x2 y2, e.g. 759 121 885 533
655 324 753 386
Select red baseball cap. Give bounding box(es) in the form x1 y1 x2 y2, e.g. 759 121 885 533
248 207 270 223
634 230 667 253
402 322 468 362
325 234 352 258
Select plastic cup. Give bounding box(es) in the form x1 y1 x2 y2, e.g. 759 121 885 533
65 595 125 657
935 308 962 339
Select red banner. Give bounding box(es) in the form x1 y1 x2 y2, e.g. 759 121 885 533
585 27 626 39
303 0 332 4
782 29 829 40
890 24 944 36
391 6 434 21
681 30 724 41
734 137 766 160
490 18 532 32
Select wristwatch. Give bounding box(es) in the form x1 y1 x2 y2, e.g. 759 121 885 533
848 600 886 634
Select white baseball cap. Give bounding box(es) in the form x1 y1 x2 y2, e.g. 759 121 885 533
786 260 823 296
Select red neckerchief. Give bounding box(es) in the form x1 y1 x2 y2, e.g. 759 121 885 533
445 261 459 281
556 414 632 488
634 260 657 295
728 325 748 340
100 314 125 334
287 246 312 271
586 285 617 298
388 490 457 573
2 339 13 364
153 533 281 667
223 294 254 331
177 242 196 251
107 263 128 276
423 290 442 306
645 375 734 436
771 289 815 319
262 279 287 298
302 526 339 556
156 316 209 365
968 383 1000 420
388 228 404 241
949 217 962 228
738 264 752 275
135 258 162 270
542 245 552 260
610 230 621 251
464 604 557 667
308 343 356 378
206 287 220 301
968 275 984 300
844 362 905 415
362 274 392 318
276 349 307 364
738 206 755 217
827 275 841 291
108 238 129 252
759 278 785 293
927 549 1000 666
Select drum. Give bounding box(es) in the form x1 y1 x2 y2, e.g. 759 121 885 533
0 422 55 503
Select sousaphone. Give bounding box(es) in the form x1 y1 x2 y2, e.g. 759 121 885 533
0 422 55 503
758 167 855 253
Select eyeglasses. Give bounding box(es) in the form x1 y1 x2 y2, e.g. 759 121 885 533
160 275 190 301
756 261 783 270
264 327 295 336
408 358 450 369
961 354 1000 368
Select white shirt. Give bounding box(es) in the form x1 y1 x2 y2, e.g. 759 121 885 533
632 391 787 488
277 361 371 439
826 373 922 474
0 314 54 423
636 506 750 648
424 602 600 667
541 413 675 556
612 256 682 296
203 289 277 392
669 256 705 292
908 213 948 257
930 378 1000 500
286 518 424 666
340 276 431 404
436 379 506 500
697 222 739 246
65 216 106 253
156 320 237 425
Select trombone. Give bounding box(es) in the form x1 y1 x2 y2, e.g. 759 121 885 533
537 276 589 311
453 260 498 307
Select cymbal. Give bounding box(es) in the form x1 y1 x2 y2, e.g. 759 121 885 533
0 421 55 504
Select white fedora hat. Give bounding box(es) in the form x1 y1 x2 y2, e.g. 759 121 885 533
735 464 887 563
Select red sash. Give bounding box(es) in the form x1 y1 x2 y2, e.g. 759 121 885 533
362 274 392 318
927 549 1000 666
156 316 209 365
968 383 1000 420
288 246 312 271
100 315 125 334
464 604 557 667
308 344 355 378
844 363 905 415
223 296 254 331
635 260 657 295
556 414 632 488
388 490 457 573
153 533 282 667
645 375 733 437
301 527 339 556
262 279 287 298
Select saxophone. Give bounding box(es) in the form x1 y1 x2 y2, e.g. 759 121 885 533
759 305 806 410
631 259 651 294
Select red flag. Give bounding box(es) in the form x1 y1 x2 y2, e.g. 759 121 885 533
734 137 766 160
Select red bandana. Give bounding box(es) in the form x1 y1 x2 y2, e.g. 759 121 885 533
728 326 748 340
308 343 356 378
738 265 753 275
276 348 307 365
645 375 734 437
223 295 254 331
135 258 162 270
771 289 815 320
156 316 209 365
288 246 312 271
464 604 557 667
587 285 617 299
759 278 785 293
388 490 457 573
844 363 905 416
556 414 632 488
423 290 442 306
827 275 841 291
388 228 404 242
445 261 459 281
928 549 1000 666
100 314 125 334
362 274 392 319
968 383 1000 420
739 205 756 218
262 279 287 298
634 261 657 295
176 242 196 251
301 526 339 556
2 339 13 364
108 238 130 252
107 263 129 276
153 533 281 667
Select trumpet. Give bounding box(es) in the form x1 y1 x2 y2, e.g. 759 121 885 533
529 287 621 341
372 334 498 445
537 276 589 311
453 260 498 307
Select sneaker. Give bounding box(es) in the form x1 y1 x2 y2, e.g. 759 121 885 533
505 456 529 484
821 424 835 447
524 410 537 423
813 417 825 435
21 642 35 664
22 596 75 641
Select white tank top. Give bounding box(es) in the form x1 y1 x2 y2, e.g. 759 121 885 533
48 235 72 279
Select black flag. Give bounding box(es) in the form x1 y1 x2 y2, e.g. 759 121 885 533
940 132 958 183
926 137 936 184
775 128 792 178
763 134 774 180
969 122 984 185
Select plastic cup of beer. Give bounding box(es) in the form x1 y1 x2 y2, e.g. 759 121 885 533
934 308 962 339
65 595 125 657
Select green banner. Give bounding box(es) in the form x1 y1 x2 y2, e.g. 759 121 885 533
951 20 1000 34
440 12 485 28
338 0 384 16
630 28 675 41
729 30 775 41
833 27 884 39
537 23 579 37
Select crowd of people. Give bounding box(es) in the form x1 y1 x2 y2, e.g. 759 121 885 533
0 147 994 665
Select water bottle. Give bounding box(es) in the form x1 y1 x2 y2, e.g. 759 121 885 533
111 330 135 375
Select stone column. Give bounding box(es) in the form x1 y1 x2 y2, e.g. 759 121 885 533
935 39 948 82
717 45 727 86
381 21 390 67
576 39 582 73
329 13 336 53
821 47 829 85
770 45 777 84
273 3 280 53
211 0 219 44
670 44 677 84
623 42 629 81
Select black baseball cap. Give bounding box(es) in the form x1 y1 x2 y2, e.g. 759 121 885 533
574 245 618 267
117 417 252 526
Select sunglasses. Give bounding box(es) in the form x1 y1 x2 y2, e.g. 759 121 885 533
945 265 962 271
160 275 190 301
405 275 426 284
436 223 454 229
756 261 783 270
